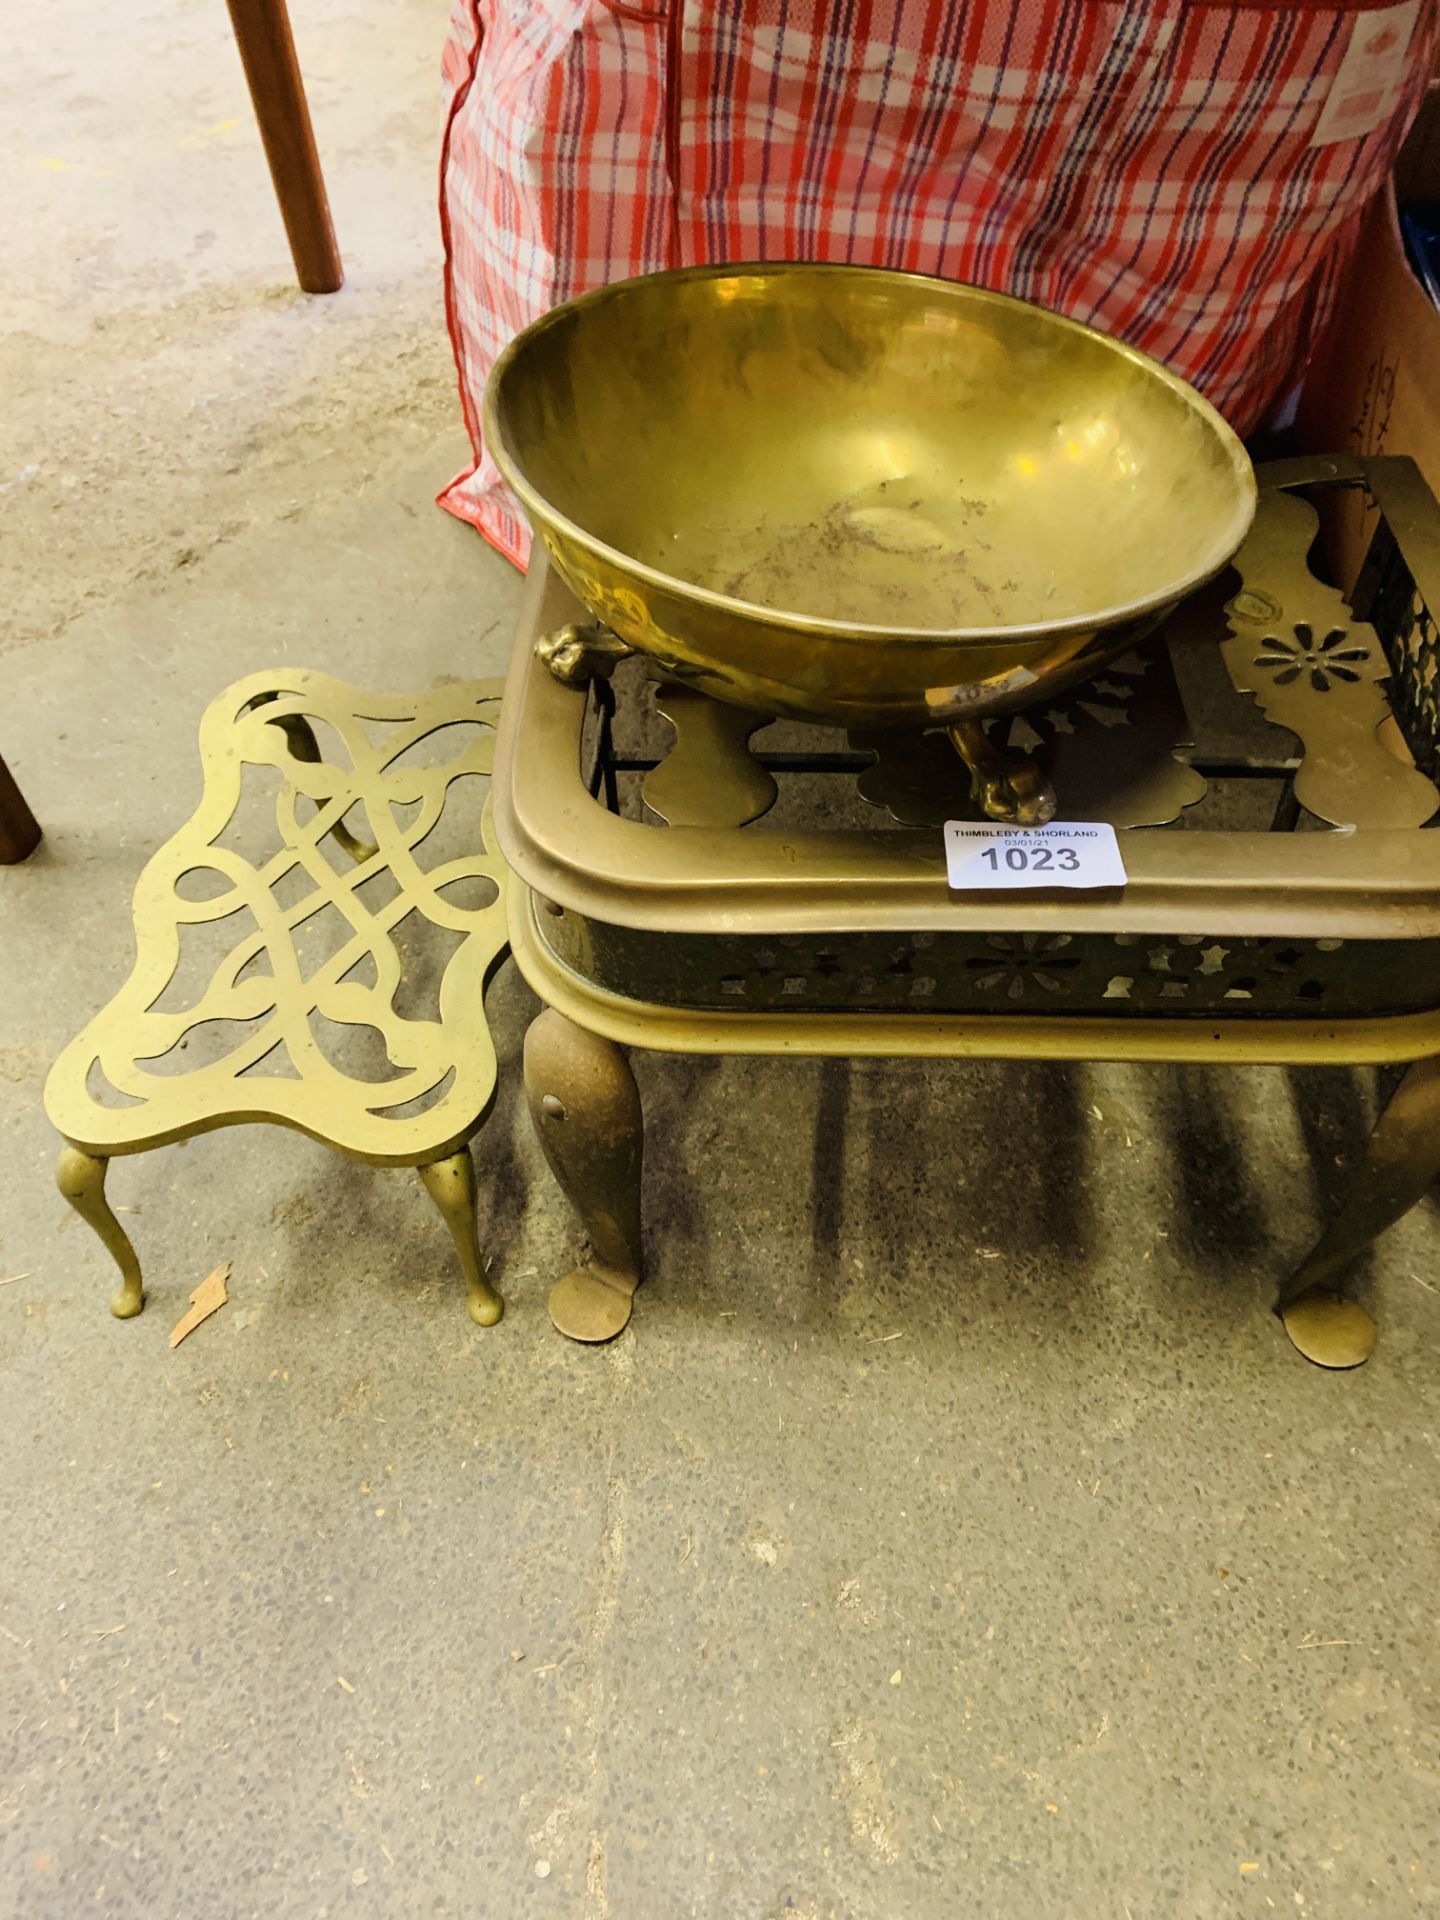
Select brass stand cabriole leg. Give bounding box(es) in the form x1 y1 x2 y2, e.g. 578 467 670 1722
56 1147 144 1320
524 1009 643 1343
419 1150 504 1327
1281 1057 1440 1369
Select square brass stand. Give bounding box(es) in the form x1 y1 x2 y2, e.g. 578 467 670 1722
495 456 1440 1369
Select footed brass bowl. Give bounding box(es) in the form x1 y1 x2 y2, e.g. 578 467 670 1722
485 264 1255 738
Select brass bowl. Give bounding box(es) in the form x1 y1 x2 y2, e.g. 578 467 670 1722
485 264 1256 731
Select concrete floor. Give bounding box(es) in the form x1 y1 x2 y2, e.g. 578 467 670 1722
4 5 1440 1916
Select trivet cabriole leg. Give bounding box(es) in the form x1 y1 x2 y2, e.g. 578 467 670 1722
55 1138 505 1329
419 1151 505 1327
56 1147 145 1320
1279 1055 1440 1369
524 1007 643 1343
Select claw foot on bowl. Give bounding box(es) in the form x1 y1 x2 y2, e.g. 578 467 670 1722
537 622 634 686
947 719 1057 826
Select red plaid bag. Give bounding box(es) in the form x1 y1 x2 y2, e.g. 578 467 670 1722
440 0 1438 565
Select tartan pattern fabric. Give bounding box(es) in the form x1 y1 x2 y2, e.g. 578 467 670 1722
439 0 1438 566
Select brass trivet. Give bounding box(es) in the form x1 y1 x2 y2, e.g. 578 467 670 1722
46 672 511 1328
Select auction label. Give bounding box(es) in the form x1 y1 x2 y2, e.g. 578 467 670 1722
944 820 1127 891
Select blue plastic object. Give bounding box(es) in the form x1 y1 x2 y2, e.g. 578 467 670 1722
1400 202 1440 311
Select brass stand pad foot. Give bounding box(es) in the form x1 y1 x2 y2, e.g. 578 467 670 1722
1279 1288 1378 1369
525 1008 644 1344
1277 1056 1440 1369
548 1267 637 1343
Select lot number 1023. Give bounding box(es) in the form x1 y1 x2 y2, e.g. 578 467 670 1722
981 844 1080 874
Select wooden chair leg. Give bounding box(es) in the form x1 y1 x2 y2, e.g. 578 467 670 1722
0 755 41 864
224 0 343 294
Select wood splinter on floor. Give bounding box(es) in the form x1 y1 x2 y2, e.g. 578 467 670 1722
168 1261 231 1348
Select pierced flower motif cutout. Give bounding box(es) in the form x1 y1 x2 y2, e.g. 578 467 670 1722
1253 622 1369 693
967 933 1080 1000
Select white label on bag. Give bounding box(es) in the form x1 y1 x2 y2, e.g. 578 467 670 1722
1310 1 1419 148
944 820 1128 891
